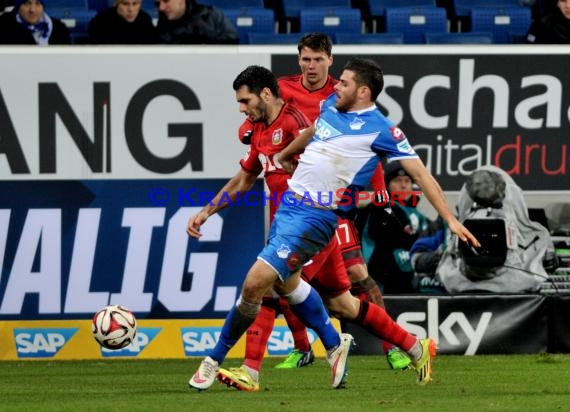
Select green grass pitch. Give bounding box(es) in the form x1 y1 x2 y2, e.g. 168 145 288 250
1 354 569 411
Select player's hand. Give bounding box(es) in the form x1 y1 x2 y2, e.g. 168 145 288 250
447 217 480 248
186 211 208 238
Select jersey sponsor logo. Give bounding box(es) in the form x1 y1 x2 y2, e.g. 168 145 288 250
314 119 342 141
397 139 414 154
100 327 161 358
267 326 318 355
390 126 406 141
272 128 283 145
14 328 78 358
349 117 365 130
181 327 221 356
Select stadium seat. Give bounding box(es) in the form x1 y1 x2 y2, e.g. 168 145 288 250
222 8 275 44
281 0 352 32
367 0 436 32
299 8 362 36
282 0 352 20
424 31 494 43
369 0 436 18
385 6 447 44
201 0 264 8
469 7 531 44
87 0 108 11
247 33 302 44
334 32 404 44
452 0 523 18
49 0 89 8
49 7 97 41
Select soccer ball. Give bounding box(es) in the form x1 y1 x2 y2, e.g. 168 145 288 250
92 305 137 350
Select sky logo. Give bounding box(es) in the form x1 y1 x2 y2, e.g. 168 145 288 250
14 328 78 358
267 326 318 356
181 327 221 356
100 327 161 358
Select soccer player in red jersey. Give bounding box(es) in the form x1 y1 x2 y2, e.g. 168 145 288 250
236 33 340 371
226 33 410 385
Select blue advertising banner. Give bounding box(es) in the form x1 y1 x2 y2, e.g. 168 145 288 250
0 179 265 320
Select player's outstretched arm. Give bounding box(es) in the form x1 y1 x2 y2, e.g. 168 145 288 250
186 169 258 238
399 158 480 247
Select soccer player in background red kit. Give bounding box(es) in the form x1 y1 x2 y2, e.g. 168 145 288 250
223 33 410 388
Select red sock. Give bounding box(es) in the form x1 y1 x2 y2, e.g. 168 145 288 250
351 278 395 353
243 301 276 372
279 297 311 352
355 300 417 352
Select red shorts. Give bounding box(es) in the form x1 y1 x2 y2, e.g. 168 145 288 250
335 218 365 269
301 238 351 298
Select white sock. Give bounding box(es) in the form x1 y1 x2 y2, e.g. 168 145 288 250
283 279 311 305
407 341 423 362
242 365 259 382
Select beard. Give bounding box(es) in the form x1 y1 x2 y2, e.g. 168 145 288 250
335 93 357 112
250 100 268 122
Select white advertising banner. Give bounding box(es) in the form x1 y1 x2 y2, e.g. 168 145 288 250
0 46 272 180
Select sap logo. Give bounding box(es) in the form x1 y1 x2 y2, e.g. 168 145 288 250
181 327 221 356
267 326 318 356
101 327 161 358
14 328 78 358
397 298 492 355
314 119 341 141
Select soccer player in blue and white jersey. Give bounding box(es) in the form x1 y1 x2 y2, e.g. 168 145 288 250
279 57 477 246
275 57 480 384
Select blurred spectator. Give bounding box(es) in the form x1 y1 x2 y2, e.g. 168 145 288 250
526 0 570 44
0 0 71 45
156 0 238 44
361 160 431 294
88 0 161 44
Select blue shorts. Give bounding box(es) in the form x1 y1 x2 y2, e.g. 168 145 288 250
258 199 338 281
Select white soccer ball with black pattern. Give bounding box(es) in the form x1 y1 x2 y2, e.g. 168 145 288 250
92 305 137 350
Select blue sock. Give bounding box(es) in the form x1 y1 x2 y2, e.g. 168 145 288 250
287 282 340 350
209 303 257 364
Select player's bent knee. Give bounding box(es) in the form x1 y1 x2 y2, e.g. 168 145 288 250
236 296 261 318
347 263 368 282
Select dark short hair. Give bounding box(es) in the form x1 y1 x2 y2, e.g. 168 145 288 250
297 32 332 56
232 65 280 97
343 57 384 100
